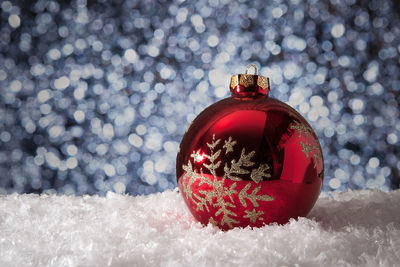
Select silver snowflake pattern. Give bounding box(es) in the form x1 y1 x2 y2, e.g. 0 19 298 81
300 141 312 158
250 164 271 183
223 136 237 154
290 121 311 138
312 145 322 168
181 135 274 229
223 148 256 181
243 209 264 223
191 149 204 163
291 121 323 170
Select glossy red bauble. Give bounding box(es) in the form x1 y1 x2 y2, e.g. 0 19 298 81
176 65 324 230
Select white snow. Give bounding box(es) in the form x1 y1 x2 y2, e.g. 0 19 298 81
0 189 399 266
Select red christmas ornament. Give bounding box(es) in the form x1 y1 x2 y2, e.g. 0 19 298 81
176 65 324 230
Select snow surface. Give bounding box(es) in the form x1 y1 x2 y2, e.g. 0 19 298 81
0 189 399 267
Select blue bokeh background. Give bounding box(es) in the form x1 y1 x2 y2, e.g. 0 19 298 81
0 0 399 195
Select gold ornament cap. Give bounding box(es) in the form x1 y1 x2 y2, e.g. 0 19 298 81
230 64 270 97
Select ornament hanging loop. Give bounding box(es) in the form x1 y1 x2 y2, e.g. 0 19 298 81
230 64 270 97
245 64 258 75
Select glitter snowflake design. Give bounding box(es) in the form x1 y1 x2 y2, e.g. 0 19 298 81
292 121 322 169
181 135 274 229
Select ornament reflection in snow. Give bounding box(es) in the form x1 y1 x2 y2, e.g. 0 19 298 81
176 65 324 230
